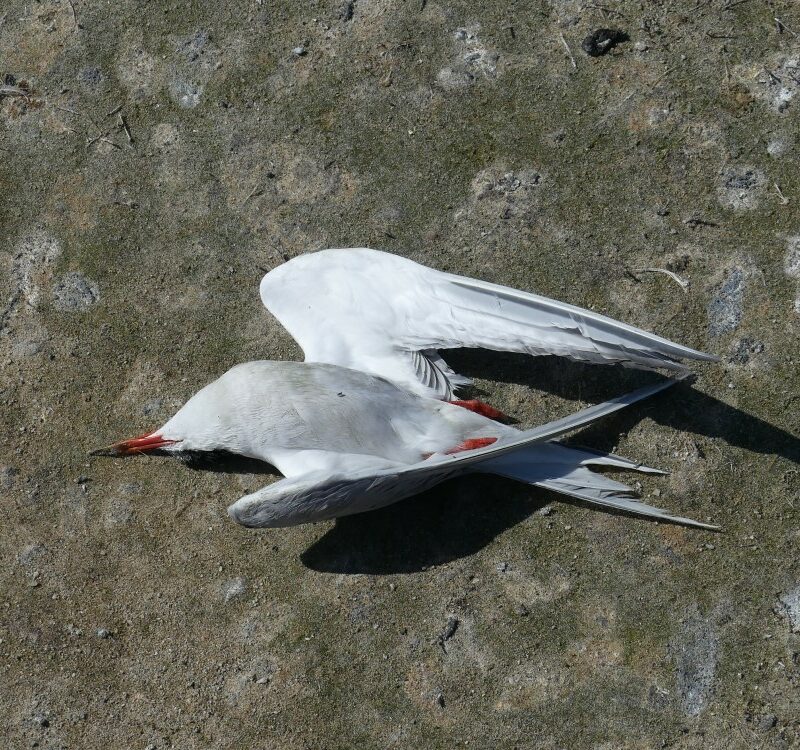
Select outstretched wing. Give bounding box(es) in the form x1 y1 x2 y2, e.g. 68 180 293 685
227 376 718 530
259 248 718 399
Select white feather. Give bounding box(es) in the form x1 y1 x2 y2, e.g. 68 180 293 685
260 248 718 399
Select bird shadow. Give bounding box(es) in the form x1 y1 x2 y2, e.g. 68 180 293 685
301 475 549 575
176 450 279 475
446 350 800 463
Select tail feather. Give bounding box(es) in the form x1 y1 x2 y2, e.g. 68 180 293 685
537 475 719 530
478 444 718 531
566 444 666 474
488 441 666 475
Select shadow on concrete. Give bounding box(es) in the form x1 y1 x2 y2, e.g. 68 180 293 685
301 475 549 574
446 350 800 462
177 450 279 475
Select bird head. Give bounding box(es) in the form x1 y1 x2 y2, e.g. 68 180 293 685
89 372 246 458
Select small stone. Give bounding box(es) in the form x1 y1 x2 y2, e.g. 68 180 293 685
717 166 766 211
1 466 18 491
515 603 530 617
169 80 203 109
708 268 744 337
292 46 307 56
726 171 757 190
581 28 629 57
141 399 164 416
730 337 764 365
757 714 777 732
78 67 103 87
222 577 247 603
633 40 649 52
496 561 509 573
544 128 566 147
785 237 800 279
435 691 445 708
18 543 46 566
33 714 49 728
778 586 800 633
437 615 459 651
51 273 100 311
176 29 210 63
767 136 791 158
96 628 112 639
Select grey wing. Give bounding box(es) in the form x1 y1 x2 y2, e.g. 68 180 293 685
227 463 462 528
227 376 717 530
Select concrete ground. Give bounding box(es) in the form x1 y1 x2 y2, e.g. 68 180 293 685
1 1 799 748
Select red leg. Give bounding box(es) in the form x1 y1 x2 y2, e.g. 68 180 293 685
449 399 511 423
443 437 497 455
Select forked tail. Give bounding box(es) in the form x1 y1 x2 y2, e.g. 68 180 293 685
477 443 719 530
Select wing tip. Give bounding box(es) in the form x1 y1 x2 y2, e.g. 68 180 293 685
683 350 721 364
667 517 722 532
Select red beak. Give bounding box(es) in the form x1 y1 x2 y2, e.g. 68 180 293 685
90 431 180 456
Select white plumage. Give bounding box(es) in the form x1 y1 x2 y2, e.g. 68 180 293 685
260 248 718 399
93 249 720 531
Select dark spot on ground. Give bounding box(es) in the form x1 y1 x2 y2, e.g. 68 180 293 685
581 29 629 57
708 268 744 336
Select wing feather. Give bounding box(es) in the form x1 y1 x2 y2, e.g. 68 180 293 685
259 248 717 398
228 376 716 529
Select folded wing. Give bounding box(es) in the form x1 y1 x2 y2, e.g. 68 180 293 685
228 376 718 530
260 248 718 399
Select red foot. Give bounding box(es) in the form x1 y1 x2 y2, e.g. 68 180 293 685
449 399 511 423
444 437 497 455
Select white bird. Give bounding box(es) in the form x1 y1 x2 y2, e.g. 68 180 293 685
259 248 719 400
92 249 720 530
92 362 717 530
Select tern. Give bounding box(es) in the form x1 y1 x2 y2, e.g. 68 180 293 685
92 249 719 530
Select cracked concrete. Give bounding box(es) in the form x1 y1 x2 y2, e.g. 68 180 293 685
1 1 799 748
